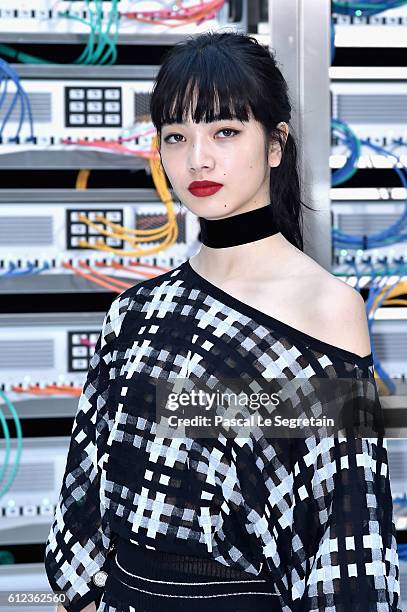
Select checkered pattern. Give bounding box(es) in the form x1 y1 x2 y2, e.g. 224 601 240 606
44 261 401 612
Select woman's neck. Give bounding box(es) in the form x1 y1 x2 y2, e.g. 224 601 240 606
190 232 293 281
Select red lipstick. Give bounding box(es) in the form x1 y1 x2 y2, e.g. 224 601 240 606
188 180 223 197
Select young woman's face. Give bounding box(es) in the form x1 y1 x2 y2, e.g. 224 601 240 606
159 109 286 219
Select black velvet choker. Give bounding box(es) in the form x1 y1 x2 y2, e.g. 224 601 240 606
198 204 279 248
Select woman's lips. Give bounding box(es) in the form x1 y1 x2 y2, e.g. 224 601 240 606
188 185 223 197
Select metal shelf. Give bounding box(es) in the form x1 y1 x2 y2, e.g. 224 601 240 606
0 187 161 204
0 272 141 294
2 397 78 419
10 62 159 79
0 149 150 170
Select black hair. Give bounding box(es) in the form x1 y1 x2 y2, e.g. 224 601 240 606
150 31 315 251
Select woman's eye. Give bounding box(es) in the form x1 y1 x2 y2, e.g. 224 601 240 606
163 129 239 144
164 134 184 144
218 129 239 138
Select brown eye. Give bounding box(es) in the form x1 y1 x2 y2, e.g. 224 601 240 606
163 134 184 144
217 129 240 138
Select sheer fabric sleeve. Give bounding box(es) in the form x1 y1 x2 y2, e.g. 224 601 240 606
235 355 402 612
44 297 125 612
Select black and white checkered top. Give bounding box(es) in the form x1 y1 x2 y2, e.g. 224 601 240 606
44 259 401 612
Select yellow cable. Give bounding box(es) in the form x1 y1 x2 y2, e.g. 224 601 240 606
370 278 407 313
382 298 407 306
76 134 179 256
76 169 90 190
93 212 174 235
77 213 172 241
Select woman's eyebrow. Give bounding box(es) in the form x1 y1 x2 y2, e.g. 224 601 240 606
162 119 240 128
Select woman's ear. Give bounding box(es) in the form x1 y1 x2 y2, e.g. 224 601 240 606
268 122 289 167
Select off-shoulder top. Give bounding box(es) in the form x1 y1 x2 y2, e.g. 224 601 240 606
44 259 401 612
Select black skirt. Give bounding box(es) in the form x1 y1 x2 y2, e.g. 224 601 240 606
97 537 282 612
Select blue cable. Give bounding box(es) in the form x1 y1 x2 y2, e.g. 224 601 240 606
0 85 19 140
0 59 34 142
0 72 9 117
363 259 404 394
4 60 34 141
331 120 407 248
364 261 387 372
9 262 37 276
333 140 407 247
346 258 397 394
331 17 336 64
0 261 50 277
331 120 361 186
398 543 407 561
351 259 362 291
0 61 23 140
0 262 16 277
368 270 401 395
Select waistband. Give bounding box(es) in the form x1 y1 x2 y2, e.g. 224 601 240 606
103 537 282 612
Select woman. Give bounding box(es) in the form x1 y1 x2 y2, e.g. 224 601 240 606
46 31 401 612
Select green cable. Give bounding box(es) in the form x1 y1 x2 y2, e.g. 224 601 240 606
0 43 50 64
333 1 407 9
0 390 23 500
58 9 99 65
85 0 100 65
0 399 11 488
89 0 106 64
59 8 117 65
85 1 98 65
89 0 118 65
71 0 96 65
98 0 119 65
0 1 118 66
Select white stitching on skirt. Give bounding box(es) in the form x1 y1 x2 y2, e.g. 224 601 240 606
114 553 268 586
114 574 281 598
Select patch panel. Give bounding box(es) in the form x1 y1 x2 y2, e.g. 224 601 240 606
0 191 199 265
332 4 407 47
0 438 70 537
331 80 407 149
66 208 125 249
0 67 156 150
331 191 407 261
68 330 99 372
0 1 248 37
0 313 103 389
65 86 122 128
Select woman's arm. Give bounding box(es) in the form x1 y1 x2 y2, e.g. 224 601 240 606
44 295 126 611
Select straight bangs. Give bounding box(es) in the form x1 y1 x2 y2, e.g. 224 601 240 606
150 46 261 131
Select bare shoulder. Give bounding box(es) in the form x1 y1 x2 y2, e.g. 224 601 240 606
310 267 371 358
284 247 371 358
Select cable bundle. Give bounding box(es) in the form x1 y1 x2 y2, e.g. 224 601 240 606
69 133 179 257
0 0 119 66
0 390 22 499
0 59 34 143
331 119 407 250
62 260 170 292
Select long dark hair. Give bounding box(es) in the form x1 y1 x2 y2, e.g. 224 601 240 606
150 31 314 251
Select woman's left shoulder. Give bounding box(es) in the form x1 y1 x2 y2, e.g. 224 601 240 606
316 268 365 314
311 268 371 357
290 248 370 356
